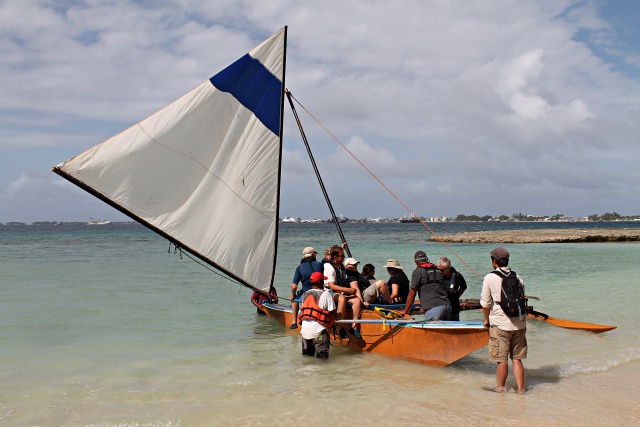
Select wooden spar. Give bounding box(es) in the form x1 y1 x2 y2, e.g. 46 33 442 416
459 299 617 333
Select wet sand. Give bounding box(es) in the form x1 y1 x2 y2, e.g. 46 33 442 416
430 228 640 243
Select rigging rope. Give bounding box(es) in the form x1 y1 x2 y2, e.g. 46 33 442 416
287 91 483 282
167 242 253 290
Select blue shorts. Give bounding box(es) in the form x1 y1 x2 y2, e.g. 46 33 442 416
293 288 312 303
424 304 451 320
293 293 303 303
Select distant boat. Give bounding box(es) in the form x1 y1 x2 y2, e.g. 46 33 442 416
87 218 110 225
281 217 299 223
327 215 347 223
52 27 488 367
398 215 420 223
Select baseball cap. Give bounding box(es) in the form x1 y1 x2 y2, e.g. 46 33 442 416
414 250 429 262
490 247 510 261
302 247 316 257
310 271 327 283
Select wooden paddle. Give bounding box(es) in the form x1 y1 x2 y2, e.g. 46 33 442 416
458 299 617 333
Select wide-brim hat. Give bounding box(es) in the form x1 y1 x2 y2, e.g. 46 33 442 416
384 259 403 269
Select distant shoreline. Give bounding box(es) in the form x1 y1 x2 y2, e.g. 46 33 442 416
430 228 640 243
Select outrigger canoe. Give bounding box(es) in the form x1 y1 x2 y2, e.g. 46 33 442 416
261 303 489 366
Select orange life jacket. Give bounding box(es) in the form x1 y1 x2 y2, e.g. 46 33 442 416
299 289 335 328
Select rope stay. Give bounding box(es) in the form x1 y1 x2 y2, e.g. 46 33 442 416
286 90 482 282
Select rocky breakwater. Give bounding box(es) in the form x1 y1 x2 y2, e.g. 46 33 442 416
430 228 640 243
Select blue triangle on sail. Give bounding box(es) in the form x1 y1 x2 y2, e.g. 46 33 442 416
210 54 282 136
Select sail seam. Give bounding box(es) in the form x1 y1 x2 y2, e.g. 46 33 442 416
133 121 275 222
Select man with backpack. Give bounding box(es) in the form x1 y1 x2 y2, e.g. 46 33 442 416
480 247 527 394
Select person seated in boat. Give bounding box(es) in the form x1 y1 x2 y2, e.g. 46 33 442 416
384 259 410 304
351 261 392 306
299 271 336 358
398 250 451 320
437 256 468 321
322 247 332 264
322 242 348 264
362 264 391 303
250 285 279 315
361 263 377 284
289 247 324 329
323 245 362 339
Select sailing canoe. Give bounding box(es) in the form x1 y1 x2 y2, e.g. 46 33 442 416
261 303 488 366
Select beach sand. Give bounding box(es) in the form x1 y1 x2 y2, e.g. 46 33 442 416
430 227 640 243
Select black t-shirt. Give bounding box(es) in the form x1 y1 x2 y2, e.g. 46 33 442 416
346 269 370 294
387 270 409 304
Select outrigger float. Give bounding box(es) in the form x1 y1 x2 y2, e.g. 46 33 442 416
459 300 617 333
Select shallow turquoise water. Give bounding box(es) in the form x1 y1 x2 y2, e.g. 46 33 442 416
1 222 639 426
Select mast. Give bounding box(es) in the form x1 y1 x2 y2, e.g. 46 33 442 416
285 90 352 258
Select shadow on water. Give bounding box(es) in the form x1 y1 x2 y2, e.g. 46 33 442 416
452 356 564 387
524 364 564 386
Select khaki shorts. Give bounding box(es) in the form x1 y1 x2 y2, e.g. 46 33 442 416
489 326 527 362
363 284 379 303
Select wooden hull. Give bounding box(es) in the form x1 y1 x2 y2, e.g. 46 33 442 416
261 303 488 366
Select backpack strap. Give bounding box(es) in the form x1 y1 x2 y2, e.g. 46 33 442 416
490 270 506 278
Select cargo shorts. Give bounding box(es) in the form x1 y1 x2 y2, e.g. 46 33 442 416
489 326 527 362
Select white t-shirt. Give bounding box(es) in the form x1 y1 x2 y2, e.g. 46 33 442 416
300 289 336 339
323 262 336 288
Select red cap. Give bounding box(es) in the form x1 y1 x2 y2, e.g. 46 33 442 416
310 271 327 283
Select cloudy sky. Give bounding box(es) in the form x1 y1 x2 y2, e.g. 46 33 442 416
1 0 638 223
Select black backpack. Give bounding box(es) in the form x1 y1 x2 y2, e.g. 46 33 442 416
491 270 526 319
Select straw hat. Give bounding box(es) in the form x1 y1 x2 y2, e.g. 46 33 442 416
384 259 403 269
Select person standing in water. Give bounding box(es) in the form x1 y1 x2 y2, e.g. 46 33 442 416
480 247 527 394
289 247 323 329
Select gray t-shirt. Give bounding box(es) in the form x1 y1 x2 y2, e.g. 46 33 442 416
410 266 450 310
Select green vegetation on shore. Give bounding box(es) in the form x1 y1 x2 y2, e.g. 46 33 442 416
454 212 637 222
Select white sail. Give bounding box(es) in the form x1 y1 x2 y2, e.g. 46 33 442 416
53 27 287 292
